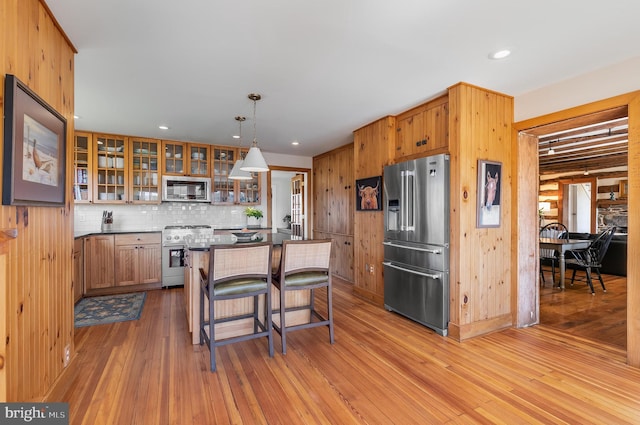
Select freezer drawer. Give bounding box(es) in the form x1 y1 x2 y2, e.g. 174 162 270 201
383 262 449 336
383 240 449 272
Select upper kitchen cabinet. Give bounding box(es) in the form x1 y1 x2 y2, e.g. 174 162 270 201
187 144 210 177
395 95 448 160
73 131 93 203
162 140 210 177
130 136 161 204
212 146 260 205
162 141 186 175
93 134 128 203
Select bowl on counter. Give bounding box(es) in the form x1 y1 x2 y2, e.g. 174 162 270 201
231 231 257 242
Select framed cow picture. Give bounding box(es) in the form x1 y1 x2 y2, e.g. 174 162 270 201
356 176 381 211
476 160 501 228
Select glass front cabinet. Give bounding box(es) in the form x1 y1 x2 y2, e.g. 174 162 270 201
93 134 127 203
212 147 260 205
73 132 93 203
163 141 210 177
130 137 161 203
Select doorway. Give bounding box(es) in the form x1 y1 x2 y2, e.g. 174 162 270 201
514 102 634 356
267 166 311 238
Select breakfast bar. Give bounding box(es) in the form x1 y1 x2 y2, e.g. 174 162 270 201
184 233 310 344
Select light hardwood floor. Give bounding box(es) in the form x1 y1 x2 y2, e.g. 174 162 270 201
49 278 640 424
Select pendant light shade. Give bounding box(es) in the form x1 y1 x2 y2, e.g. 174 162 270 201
240 93 269 172
229 116 252 180
229 159 252 180
241 143 269 172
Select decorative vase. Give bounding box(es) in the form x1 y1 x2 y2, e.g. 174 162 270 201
247 217 261 227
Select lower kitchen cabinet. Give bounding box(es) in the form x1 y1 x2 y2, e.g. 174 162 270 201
115 233 162 286
314 231 353 282
84 232 162 295
73 238 84 303
85 234 115 291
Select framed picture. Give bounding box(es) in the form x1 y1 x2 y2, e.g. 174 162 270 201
619 179 628 199
477 159 502 228
2 74 67 206
356 175 382 211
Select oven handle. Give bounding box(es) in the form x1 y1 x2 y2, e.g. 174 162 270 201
382 261 441 280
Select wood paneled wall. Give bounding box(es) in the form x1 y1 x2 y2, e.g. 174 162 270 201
447 83 514 340
0 0 76 401
353 116 395 304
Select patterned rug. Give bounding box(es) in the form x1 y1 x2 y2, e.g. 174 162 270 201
74 292 146 328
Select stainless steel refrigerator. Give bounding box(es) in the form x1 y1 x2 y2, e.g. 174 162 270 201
383 153 450 335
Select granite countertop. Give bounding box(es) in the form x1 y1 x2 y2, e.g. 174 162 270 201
74 229 162 239
187 232 300 251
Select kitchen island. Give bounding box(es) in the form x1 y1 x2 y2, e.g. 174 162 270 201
184 233 310 344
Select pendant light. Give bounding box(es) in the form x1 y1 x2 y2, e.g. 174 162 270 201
240 93 269 172
228 116 252 180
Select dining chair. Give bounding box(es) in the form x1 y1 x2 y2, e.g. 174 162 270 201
539 222 569 286
199 241 274 372
271 239 334 354
565 226 616 294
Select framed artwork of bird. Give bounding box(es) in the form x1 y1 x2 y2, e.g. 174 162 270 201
2 74 67 206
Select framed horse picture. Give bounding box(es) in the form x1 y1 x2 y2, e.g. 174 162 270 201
476 159 501 228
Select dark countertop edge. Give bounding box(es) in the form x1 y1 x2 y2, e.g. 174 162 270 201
187 233 298 251
75 230 162 239
74 226 272 239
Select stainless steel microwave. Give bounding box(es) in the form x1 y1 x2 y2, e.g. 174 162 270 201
162 176 211 202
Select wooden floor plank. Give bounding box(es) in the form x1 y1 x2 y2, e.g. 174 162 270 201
47 278 640 424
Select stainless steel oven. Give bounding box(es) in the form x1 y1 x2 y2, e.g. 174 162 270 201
162 225 213 287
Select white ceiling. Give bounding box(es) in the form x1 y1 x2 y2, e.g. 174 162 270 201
46 0 640 158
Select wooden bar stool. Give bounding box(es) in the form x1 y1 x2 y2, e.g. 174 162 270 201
272 239 334 354
199 241 274 372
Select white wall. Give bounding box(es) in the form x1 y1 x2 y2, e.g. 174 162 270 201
515 56 640 121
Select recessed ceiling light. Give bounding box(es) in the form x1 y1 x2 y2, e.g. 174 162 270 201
233 135 240 139
489 49 511 60
159 125 169 130
291 141 299 146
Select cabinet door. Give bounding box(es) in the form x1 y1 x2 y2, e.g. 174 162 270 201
396 108 425 158
420 101 449 153
73 132 93 203
115 244 138 286
138 243 162 284
130 137 161 203
73 238 84 302
313 154 331 232
212 146 237 204
162 141 186 175
85 235 115 290
94 134 127 203
187 144 210 177
332 234 354 282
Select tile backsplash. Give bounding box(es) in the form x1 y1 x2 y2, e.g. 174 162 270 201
74 202 262 233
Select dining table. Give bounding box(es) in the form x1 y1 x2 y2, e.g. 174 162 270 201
539 237 591 289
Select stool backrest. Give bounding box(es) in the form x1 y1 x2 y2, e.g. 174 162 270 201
210 242 272 282
281 239 332 275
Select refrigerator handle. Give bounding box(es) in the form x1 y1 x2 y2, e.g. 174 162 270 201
400 169 406 230
405 170 415 231
382 262 441 280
